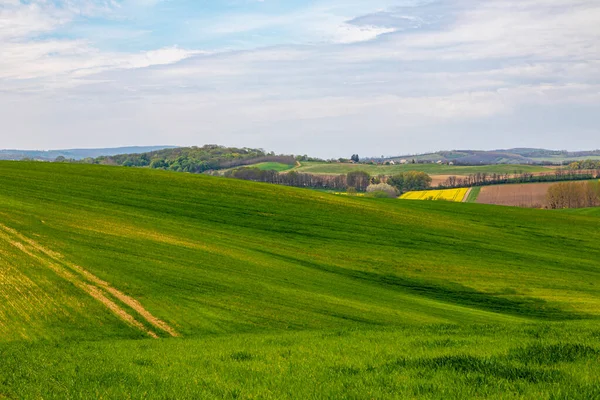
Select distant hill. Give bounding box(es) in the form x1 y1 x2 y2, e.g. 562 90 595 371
0 146 177 161
84 145 296 173
378 148 600 165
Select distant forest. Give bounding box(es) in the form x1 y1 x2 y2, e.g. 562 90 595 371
59 145 296 174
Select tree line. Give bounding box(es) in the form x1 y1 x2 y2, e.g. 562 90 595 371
439 170 599 189
568 160 600 170
546 181 600 209
225 168 432 194
56 145 296 174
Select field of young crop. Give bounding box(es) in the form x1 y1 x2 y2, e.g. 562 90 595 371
0 161 599 399
400 188 469 202
563 207 600 217
254 162 295 172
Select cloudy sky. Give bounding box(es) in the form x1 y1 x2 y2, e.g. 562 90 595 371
1 0 599 157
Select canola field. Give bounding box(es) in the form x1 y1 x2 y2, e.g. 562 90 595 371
401 188 469 202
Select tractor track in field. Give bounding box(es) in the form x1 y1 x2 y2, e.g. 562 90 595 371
0 223 178 339
462 188 472 202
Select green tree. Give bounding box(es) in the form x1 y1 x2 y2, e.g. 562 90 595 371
366 183 398 198
388 172 432 193
346 171 370 192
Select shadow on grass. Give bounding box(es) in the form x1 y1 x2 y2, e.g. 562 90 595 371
261 251 590 321
341 342 599 385
509 343 600 364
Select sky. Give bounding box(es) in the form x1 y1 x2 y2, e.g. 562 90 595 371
1 0 599 158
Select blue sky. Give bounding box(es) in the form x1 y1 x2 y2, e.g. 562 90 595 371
1 0 599 157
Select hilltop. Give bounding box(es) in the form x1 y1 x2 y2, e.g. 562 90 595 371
0 162 599 398
0 146 176 161
63 144 296 173
377 148 600 165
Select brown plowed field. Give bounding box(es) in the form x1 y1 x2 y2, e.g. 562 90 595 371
476 182 554 208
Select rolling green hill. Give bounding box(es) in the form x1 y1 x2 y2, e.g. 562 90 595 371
253 161 295 172
0 161 599 399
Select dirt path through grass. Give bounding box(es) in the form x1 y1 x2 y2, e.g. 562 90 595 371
0 223 178 338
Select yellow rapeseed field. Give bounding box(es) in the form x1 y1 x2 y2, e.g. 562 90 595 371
400 188 469 202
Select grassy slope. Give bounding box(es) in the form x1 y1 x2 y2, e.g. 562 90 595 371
254 162 295 172
217 161 294 175
295 161 552 176
562 207 600 217
465 187 482 203
1 162 599 398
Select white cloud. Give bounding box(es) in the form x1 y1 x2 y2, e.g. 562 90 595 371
0 0 599 156
332 24 396 44
0 1 200 84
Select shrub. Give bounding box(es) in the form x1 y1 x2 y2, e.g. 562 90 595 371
366 183 399 198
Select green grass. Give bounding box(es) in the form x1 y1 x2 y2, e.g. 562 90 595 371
465 187 482 203
0 161 599 398
561 207 600 217
2 324 599 399
219 161 294 174
296 161 553 176
252 162 295 172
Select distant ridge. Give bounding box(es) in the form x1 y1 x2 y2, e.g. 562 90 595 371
377 148 600 165
0 146 177 161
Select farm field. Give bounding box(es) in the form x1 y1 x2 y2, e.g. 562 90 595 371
400 188 469 202
465 187 481 203
476 182 556 208
295 161 552 176
529 155 600 163
563 207 600 217
253 162 295 172
1 162 600 398
218 161 295 174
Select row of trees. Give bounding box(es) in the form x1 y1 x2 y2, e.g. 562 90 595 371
439 170 599 189
226 168 433 195
568 160 600 170
546 181 600 209
225 168 349 190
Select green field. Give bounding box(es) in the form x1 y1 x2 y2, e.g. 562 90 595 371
529 155 600 163
562 207 600 217
1 161 599 399
465 187 482 203
254 162 295 172
295 161 553 176
218 161 294 175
